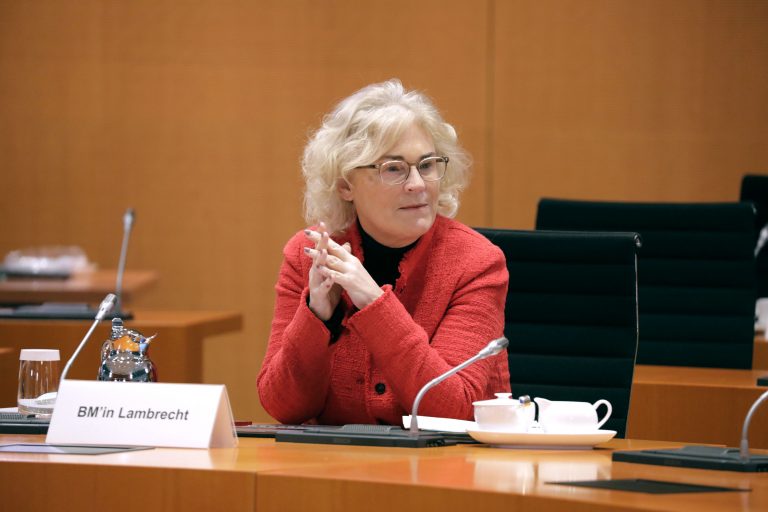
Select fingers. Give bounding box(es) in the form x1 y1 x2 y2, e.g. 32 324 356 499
325 240 353 262
318 265 345 284
304 248 344 271
304 223 353 262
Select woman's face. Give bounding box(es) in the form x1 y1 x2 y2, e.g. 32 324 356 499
339 123 440 248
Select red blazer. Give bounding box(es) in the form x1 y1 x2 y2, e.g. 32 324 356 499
257 216 510 425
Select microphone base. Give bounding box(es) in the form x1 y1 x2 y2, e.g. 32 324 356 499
0 303 133 320
275 424 473 448
613 445 768 472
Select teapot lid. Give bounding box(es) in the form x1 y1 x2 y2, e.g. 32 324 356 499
472 393 532 407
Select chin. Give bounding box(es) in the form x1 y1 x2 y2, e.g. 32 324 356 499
406 217 435 238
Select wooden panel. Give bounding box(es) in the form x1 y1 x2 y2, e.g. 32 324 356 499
0 1 490 422
491 0 768 228
0 347 14 407
0 310 242 408
2 436 767 512
629 365 768 448
0 460 257 512
755 334 768 370
2 1 768 424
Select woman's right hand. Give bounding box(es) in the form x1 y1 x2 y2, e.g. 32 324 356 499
304 222 346 321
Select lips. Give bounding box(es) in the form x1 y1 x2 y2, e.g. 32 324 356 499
400 203 428 210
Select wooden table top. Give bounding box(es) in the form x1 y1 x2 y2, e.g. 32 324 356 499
1 435 767 512
634 364 768 388
0 269 159 304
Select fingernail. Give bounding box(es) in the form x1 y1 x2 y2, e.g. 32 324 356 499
304 229 311 236
303 247 310 253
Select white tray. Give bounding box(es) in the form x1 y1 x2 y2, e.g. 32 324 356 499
467 429 616 449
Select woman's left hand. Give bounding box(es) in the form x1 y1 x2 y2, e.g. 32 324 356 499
304 231 383 310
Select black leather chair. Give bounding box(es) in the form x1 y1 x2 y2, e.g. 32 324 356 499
537 199 757 369
476 228 640 438
741 174 768 298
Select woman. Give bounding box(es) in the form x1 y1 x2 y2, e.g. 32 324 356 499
257 79 510 425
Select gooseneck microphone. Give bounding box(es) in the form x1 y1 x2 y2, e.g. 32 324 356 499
114 208 135 315
739 389 768 461
409 336 509 435
60 293 116 380
755 223 768 257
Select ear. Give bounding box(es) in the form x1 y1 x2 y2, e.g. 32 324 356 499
337 177 354 202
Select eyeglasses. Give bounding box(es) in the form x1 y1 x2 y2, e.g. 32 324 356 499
356 156 449 186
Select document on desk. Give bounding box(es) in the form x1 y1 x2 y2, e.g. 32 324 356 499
401 415 476 433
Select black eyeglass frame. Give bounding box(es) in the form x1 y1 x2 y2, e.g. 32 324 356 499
355 156 450 185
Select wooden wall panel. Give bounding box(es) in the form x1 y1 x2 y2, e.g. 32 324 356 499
1 1 767 423
491 0 768 229
0 0 490 421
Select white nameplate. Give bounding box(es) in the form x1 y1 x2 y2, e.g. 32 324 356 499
46 380 237 448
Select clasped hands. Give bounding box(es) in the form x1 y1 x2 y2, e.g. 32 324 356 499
304 222 383 321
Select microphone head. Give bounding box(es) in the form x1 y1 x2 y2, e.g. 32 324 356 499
96 293 117 320
489 336 509 355
123 208 135 231
477 336 509 359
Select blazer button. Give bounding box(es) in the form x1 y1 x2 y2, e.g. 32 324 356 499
374 382 386 394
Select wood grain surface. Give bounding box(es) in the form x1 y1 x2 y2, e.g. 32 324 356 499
1 1 766 423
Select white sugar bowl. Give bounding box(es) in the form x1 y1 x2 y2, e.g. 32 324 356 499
473 393 535 432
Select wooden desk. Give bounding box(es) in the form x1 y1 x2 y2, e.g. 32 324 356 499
0 269 159 304
1 435 766 512
629 365 768 449
0 311 242 407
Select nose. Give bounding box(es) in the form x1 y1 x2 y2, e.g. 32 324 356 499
403 164 426 191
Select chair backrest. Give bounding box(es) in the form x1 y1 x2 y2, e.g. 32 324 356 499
537 199 757 369
741 174 768 298
475 228 640 438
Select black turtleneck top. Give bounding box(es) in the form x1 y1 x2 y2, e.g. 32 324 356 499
358 221 417 287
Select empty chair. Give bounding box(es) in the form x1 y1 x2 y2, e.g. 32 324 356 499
740 174 768 298
537 199 756 369
475 228 640 438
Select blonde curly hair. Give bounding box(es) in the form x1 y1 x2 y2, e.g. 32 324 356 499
302 79 471 234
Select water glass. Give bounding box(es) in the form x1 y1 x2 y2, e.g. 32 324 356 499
17 349 60 417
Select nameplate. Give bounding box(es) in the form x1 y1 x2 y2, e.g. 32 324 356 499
46 380 237 448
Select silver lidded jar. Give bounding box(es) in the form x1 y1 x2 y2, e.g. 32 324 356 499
98 317 157 382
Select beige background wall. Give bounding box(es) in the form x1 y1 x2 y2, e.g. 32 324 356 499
1 1 766 422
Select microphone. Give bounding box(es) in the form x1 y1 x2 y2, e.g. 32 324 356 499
409 336 509 435
739 389 768 461
113 208 135 315
755 223 768 257
60 293 116 380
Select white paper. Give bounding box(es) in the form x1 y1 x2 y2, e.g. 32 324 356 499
402 415 477 433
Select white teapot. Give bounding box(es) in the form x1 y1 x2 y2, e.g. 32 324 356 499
534 397 612 433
